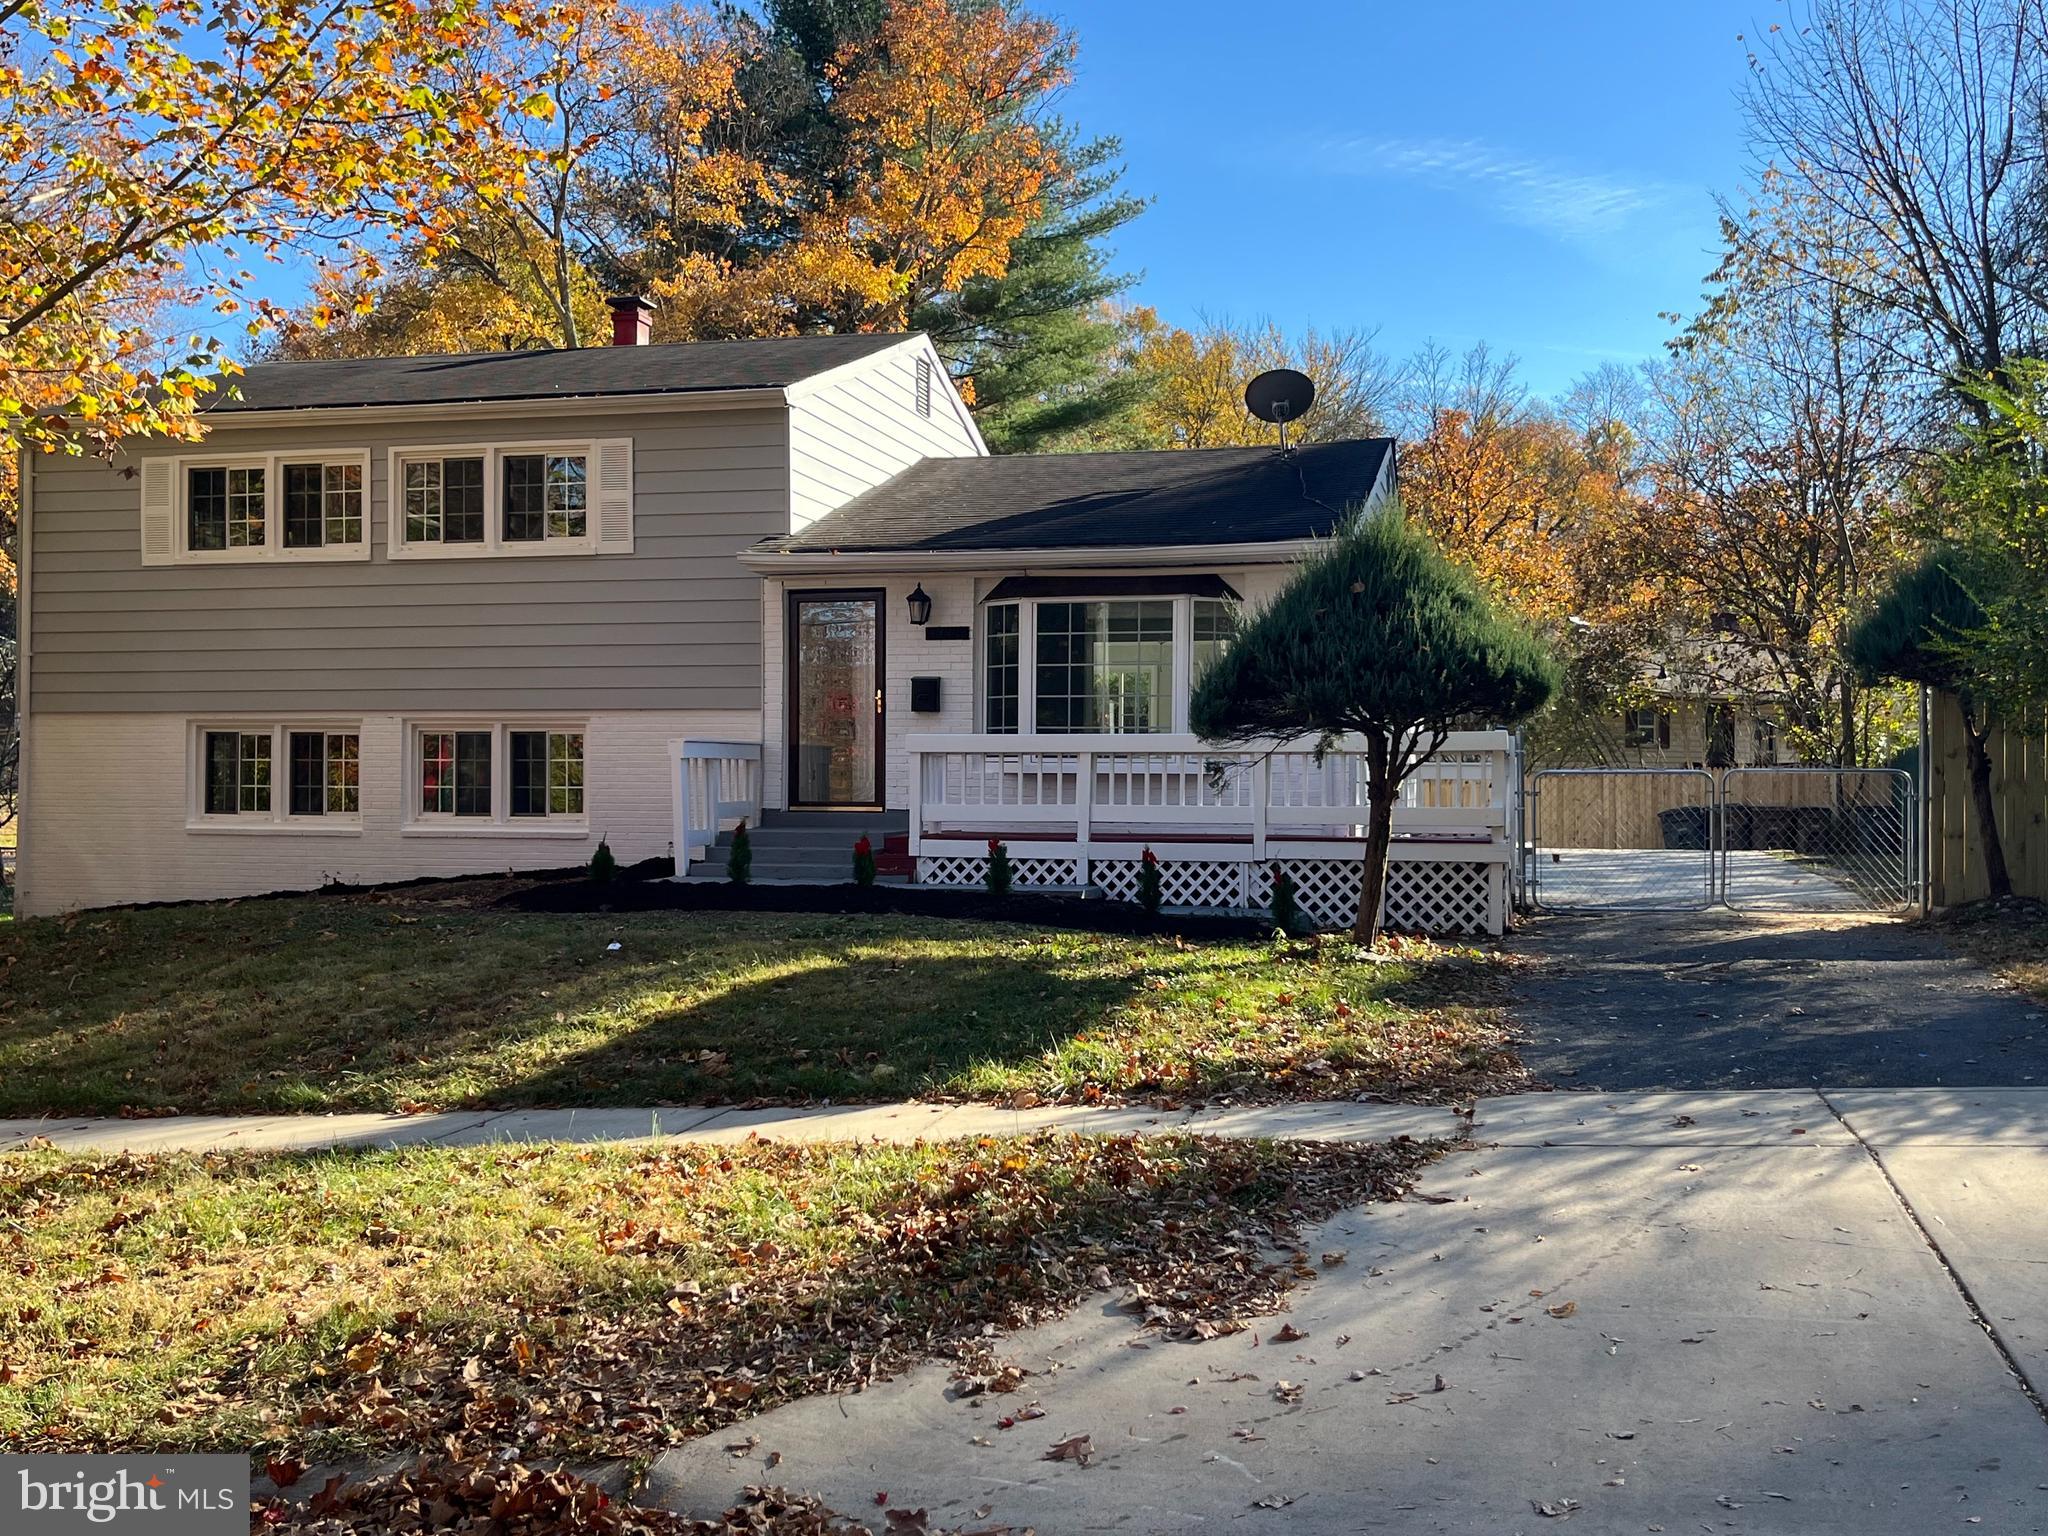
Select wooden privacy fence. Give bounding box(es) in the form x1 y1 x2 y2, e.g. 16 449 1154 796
1928 691 2048 905
1533 767 1902 851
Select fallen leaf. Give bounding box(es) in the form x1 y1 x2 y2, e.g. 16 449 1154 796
1250 1493 1296 1510
1043 1434 1094 1467
1545 1301 1577 1319
1533 1496 1582 1518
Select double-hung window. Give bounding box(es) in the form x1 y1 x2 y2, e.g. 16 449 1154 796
409 723 587 831
192 724 361 829
502 452 587 543
165 454 370 562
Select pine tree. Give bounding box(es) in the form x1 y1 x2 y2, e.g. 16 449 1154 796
1192 506 1558 944
727 819 754 885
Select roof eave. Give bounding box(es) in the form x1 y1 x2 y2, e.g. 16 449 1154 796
738 537 1325 574
195 385 793 428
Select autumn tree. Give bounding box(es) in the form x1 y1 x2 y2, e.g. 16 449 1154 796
652 0 1069 339
2 0 542 454
1638 221 1918 766
1738 0 2048 409
1125 315 1396 449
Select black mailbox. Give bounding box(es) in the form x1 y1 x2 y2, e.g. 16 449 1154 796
910 676 942 713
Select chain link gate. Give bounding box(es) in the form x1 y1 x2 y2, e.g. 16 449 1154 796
1526 769 1717 911
1720 767 1916 911
1525 767 1919 914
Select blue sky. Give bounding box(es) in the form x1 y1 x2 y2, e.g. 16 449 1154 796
1057 0 1764 399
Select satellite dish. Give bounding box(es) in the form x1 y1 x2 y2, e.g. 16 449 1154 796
1243 368 1317 452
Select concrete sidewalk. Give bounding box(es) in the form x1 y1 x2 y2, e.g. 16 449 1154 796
0 1098 1465 1155
642 1087 2048 1536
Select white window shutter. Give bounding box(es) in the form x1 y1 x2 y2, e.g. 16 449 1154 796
595 438 634 553
139 458 176 565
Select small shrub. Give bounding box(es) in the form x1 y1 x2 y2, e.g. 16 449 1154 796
1270 865 1302 935
1137 847 1162 915
985 838 1012 897
588 838 617 885
727 819 753 885
852 834 877 887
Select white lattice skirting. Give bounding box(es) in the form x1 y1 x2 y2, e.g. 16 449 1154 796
914 854 1499 936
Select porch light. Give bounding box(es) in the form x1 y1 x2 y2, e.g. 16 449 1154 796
906 583 932 626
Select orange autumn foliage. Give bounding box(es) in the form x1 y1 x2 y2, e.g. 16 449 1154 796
656 0 1067 337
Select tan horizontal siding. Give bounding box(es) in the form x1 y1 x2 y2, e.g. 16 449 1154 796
48 685 761 712
29 406 789 713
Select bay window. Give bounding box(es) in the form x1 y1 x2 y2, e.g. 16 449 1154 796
981 593 1240 735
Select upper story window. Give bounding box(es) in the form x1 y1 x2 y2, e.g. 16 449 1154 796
390 442 627 559
157 454 370 564
981 593 1239 736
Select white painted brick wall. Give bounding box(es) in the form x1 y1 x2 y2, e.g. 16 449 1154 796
16 709 756 916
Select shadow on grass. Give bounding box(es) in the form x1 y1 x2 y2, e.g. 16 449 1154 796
0 901 1159 1114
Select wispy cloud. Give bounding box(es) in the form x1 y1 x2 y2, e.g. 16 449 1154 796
1320 136 1674 240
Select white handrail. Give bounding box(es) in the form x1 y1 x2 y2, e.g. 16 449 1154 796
907 731 1512 861
671 740 763 867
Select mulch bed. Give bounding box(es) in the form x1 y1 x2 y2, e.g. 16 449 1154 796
498 872 1277 941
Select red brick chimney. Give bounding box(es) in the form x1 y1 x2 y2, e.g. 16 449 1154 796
607 294 655 346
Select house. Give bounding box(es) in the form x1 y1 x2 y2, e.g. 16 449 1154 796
12 298 1518 933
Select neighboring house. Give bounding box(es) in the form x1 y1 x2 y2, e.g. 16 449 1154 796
13 299 1516 933
1603 695 1798 771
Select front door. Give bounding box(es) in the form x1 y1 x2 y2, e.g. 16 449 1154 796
787 590 885 808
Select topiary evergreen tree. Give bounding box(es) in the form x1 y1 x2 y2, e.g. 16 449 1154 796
1846 546 2011 898
588 837 617 886
852 834 877 888
727 819 753 885
985 838 1012 897
1191 504 1558 944
1136 847 1162 915
1269 866 1302 937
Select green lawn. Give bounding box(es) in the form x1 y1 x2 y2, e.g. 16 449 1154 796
0 1132 1437 1463
0 886 1525 1115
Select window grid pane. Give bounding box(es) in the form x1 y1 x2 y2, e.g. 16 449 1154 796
1033 601 1173 734
323 463 362 545
404 460 442 543
226 467 265 548
509 730 548 817
454 731 492 816
444 457 484 542
189 467 227 551
503 455 545 542
420 731 455 814
237 731 271 813
548 732 583 815
1191 598 1237 683
204 731 239 813
283 464 324 549
984 604 1019 732
328 733 360 813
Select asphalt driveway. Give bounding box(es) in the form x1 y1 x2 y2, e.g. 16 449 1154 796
1510 909 2048 1090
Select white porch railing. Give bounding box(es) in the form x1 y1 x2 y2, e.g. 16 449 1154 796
671 740 763 865
907 730 1512 855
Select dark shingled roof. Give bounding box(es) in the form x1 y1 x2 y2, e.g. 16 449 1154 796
764 439 1394 553
204 333 915 413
